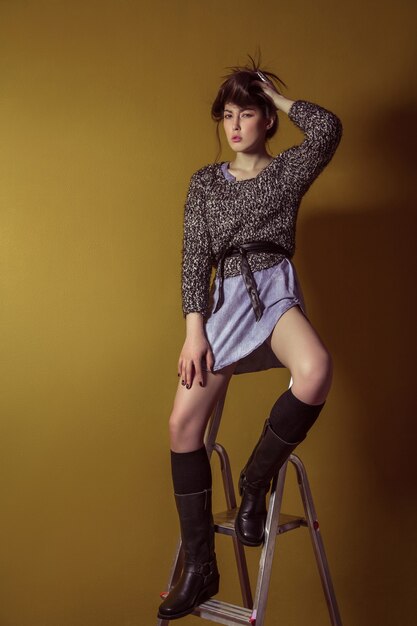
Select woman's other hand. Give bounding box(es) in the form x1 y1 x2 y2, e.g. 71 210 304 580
178 313 214 389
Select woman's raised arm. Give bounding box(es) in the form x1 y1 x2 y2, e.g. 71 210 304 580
259 81 343 193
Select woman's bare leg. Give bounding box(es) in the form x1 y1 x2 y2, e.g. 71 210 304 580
268 305 332 404
159 366 236 620
169 363 236 452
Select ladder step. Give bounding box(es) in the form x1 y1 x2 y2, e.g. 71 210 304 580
193 598 253 626
214 509 307 536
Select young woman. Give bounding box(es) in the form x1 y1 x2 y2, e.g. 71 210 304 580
158 61 342 621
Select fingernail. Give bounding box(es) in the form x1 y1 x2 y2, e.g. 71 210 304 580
186 384 190 389
177 373 180 377
199 382 203 387
181 380 185 386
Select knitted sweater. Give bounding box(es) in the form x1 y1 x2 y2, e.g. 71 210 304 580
181 100 343 317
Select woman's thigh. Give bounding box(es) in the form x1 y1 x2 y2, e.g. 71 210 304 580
268 306 332 404
169 363 236 452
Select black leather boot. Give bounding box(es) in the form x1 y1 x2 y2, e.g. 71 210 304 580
235 420 302 546
158 489 219 620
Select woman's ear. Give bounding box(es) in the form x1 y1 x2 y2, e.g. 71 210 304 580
265 110 277 130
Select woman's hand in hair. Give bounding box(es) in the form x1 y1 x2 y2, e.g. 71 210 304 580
178 313 214 389
257 80 295 115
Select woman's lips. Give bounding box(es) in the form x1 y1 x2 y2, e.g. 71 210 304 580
231 136 242 142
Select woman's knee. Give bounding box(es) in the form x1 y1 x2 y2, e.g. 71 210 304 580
168 406 208 451
168 365 235 450
293 348 333 401
169 408 192 439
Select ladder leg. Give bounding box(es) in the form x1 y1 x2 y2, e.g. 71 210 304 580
214 442 253 609
205 389 228 458
207 391 254 607
250 461 288 626
289 454 343 626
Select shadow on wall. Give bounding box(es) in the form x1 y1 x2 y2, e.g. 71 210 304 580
296 101 417 623
300 205 416 476
300 99 417 482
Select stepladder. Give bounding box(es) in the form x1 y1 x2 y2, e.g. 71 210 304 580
157 389 343 626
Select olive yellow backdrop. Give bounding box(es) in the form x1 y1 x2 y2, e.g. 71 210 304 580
1 1 416 625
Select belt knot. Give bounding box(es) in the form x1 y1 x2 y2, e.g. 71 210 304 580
213 241 290 321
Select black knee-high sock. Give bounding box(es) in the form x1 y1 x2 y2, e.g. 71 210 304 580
170 446 212 495
268 388 324 443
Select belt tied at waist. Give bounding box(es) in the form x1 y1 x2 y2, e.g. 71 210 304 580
213 241 290 322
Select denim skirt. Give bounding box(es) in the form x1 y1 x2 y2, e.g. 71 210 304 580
204 258 306 375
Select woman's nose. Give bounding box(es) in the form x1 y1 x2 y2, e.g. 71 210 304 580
232 117 240 130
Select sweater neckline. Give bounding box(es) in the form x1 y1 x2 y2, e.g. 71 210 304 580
220 154 280 183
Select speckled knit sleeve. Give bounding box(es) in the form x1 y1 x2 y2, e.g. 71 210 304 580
283 100 343 193
181 171 214 317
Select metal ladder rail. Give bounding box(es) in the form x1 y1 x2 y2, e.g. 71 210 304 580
289 454 343 626
205 391 253 609
248 462 289 626
195 452 343 626
212 442 253 609
193 454 292 626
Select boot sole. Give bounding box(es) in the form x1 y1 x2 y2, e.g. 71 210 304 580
157 576 220 620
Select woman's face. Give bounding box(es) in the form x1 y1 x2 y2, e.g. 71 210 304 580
223 102 272 154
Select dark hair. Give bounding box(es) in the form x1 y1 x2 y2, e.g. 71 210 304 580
211 56 287 158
